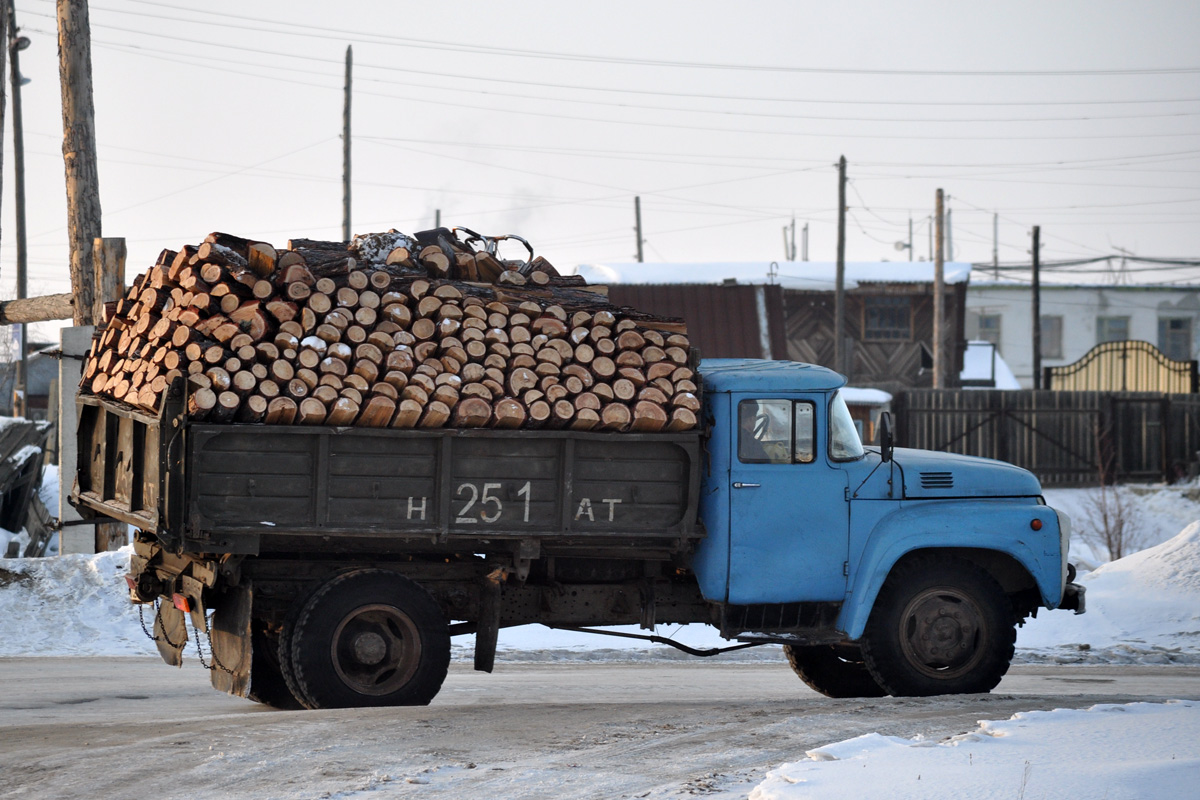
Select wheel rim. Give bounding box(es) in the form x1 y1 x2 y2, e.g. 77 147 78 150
897 587 987 680
329 603 422 696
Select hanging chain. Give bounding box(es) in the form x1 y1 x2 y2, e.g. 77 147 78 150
193 607 235 675
137 598 234 675
137 598 186 649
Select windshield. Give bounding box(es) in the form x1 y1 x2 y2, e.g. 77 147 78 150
828 392 865 461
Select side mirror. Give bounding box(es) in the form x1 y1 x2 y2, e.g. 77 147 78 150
877 411 894 463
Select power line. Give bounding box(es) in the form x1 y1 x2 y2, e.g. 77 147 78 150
66 30 1200 143
90 0 1200 77
31 10 1195 109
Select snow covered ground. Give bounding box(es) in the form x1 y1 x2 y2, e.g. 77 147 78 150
750 700 1200 800
2 472 1200 797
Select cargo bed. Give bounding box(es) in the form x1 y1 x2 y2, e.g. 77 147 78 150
72 394 703 557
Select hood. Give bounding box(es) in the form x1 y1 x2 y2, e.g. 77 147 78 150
893 447 1043 499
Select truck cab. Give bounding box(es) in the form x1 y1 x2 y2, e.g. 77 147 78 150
692 359 1082 696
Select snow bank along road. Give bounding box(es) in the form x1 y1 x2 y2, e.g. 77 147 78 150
1 658 1197 800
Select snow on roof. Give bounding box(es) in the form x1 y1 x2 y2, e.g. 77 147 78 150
970 278 1200 290
840 387 892 405
570 261 972 290
960 340 1021 389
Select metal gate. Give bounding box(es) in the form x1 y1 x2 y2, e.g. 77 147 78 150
1045 340 1198 393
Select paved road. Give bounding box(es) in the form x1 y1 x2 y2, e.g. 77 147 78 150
2 658 1197 799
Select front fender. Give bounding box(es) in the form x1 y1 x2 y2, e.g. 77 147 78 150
838 499 1065 640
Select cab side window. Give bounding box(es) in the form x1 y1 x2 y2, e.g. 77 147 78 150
738 399 816 464
794 402 815 463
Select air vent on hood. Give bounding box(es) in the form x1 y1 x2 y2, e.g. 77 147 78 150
920 471 954 489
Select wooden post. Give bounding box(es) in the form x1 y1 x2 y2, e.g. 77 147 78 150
933 188 945 389
342 44 351 242
57 0 102 325
92 237 126 323
835 156 847 376
57 325 93 555
0 4 7 243
46 378 59 465
93 238 125 552
1032 225 1042 390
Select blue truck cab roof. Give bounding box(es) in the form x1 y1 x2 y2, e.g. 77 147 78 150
699 358 846 393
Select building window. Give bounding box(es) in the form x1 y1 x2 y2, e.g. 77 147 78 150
863 296 911 341
976 314 1001 347
1158 317 1192 361
1097 316 1130 344
1040 315 1063 359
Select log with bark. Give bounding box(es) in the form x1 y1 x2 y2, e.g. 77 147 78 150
79 227 699 433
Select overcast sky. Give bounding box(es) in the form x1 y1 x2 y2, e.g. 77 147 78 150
3 0 1200 338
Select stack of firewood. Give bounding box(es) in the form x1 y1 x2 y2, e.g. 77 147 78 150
80 229 699 433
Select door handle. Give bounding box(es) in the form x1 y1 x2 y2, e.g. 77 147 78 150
732 482 760 489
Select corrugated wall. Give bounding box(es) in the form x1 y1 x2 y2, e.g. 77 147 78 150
606 284 788 360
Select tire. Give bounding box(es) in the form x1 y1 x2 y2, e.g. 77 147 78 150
784 644 887 698
284 569 451 709
247 625 304 710
860 554 1015 697
278 583 322 710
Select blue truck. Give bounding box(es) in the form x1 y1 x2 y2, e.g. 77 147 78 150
73 357 1083 709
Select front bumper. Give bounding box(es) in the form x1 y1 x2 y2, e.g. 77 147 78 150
1060 581 1086 614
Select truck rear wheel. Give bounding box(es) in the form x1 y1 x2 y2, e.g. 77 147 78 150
860 555 1015 697
784 645 886 698
281 569 450 709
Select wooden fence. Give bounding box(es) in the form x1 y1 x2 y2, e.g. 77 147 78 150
892 390 1200 485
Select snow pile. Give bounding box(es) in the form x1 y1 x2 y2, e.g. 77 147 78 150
1044 484 1200 569
1017 522 1200 664
0 548 155 657
749 701 1199 800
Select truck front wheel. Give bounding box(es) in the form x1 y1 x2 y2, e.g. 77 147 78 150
860 555 1015 697
784 644 886 698
281 569 451 709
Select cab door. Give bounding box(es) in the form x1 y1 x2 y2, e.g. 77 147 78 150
726 394 850 603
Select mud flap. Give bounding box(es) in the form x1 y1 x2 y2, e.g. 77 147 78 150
209 583 253 698
154 601 187 667
474 572 502 673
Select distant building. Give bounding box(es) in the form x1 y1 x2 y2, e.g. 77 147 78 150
959 341 1021 389
966 282 1200 388
576 261 971 393
0 342 59 420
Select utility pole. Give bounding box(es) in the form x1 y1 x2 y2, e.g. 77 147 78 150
782 217 796 261
927 215 933 261
946 206 953 262
933 188 945 389
1032 225 1042 390
835 156 847 376
435 209 441 228
8 3 28 416
342 45 351 242
908 217 913 262
0 5 7 256
992 212 999 278
802 222 808 261
57 0 101 325
634 195 644 262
